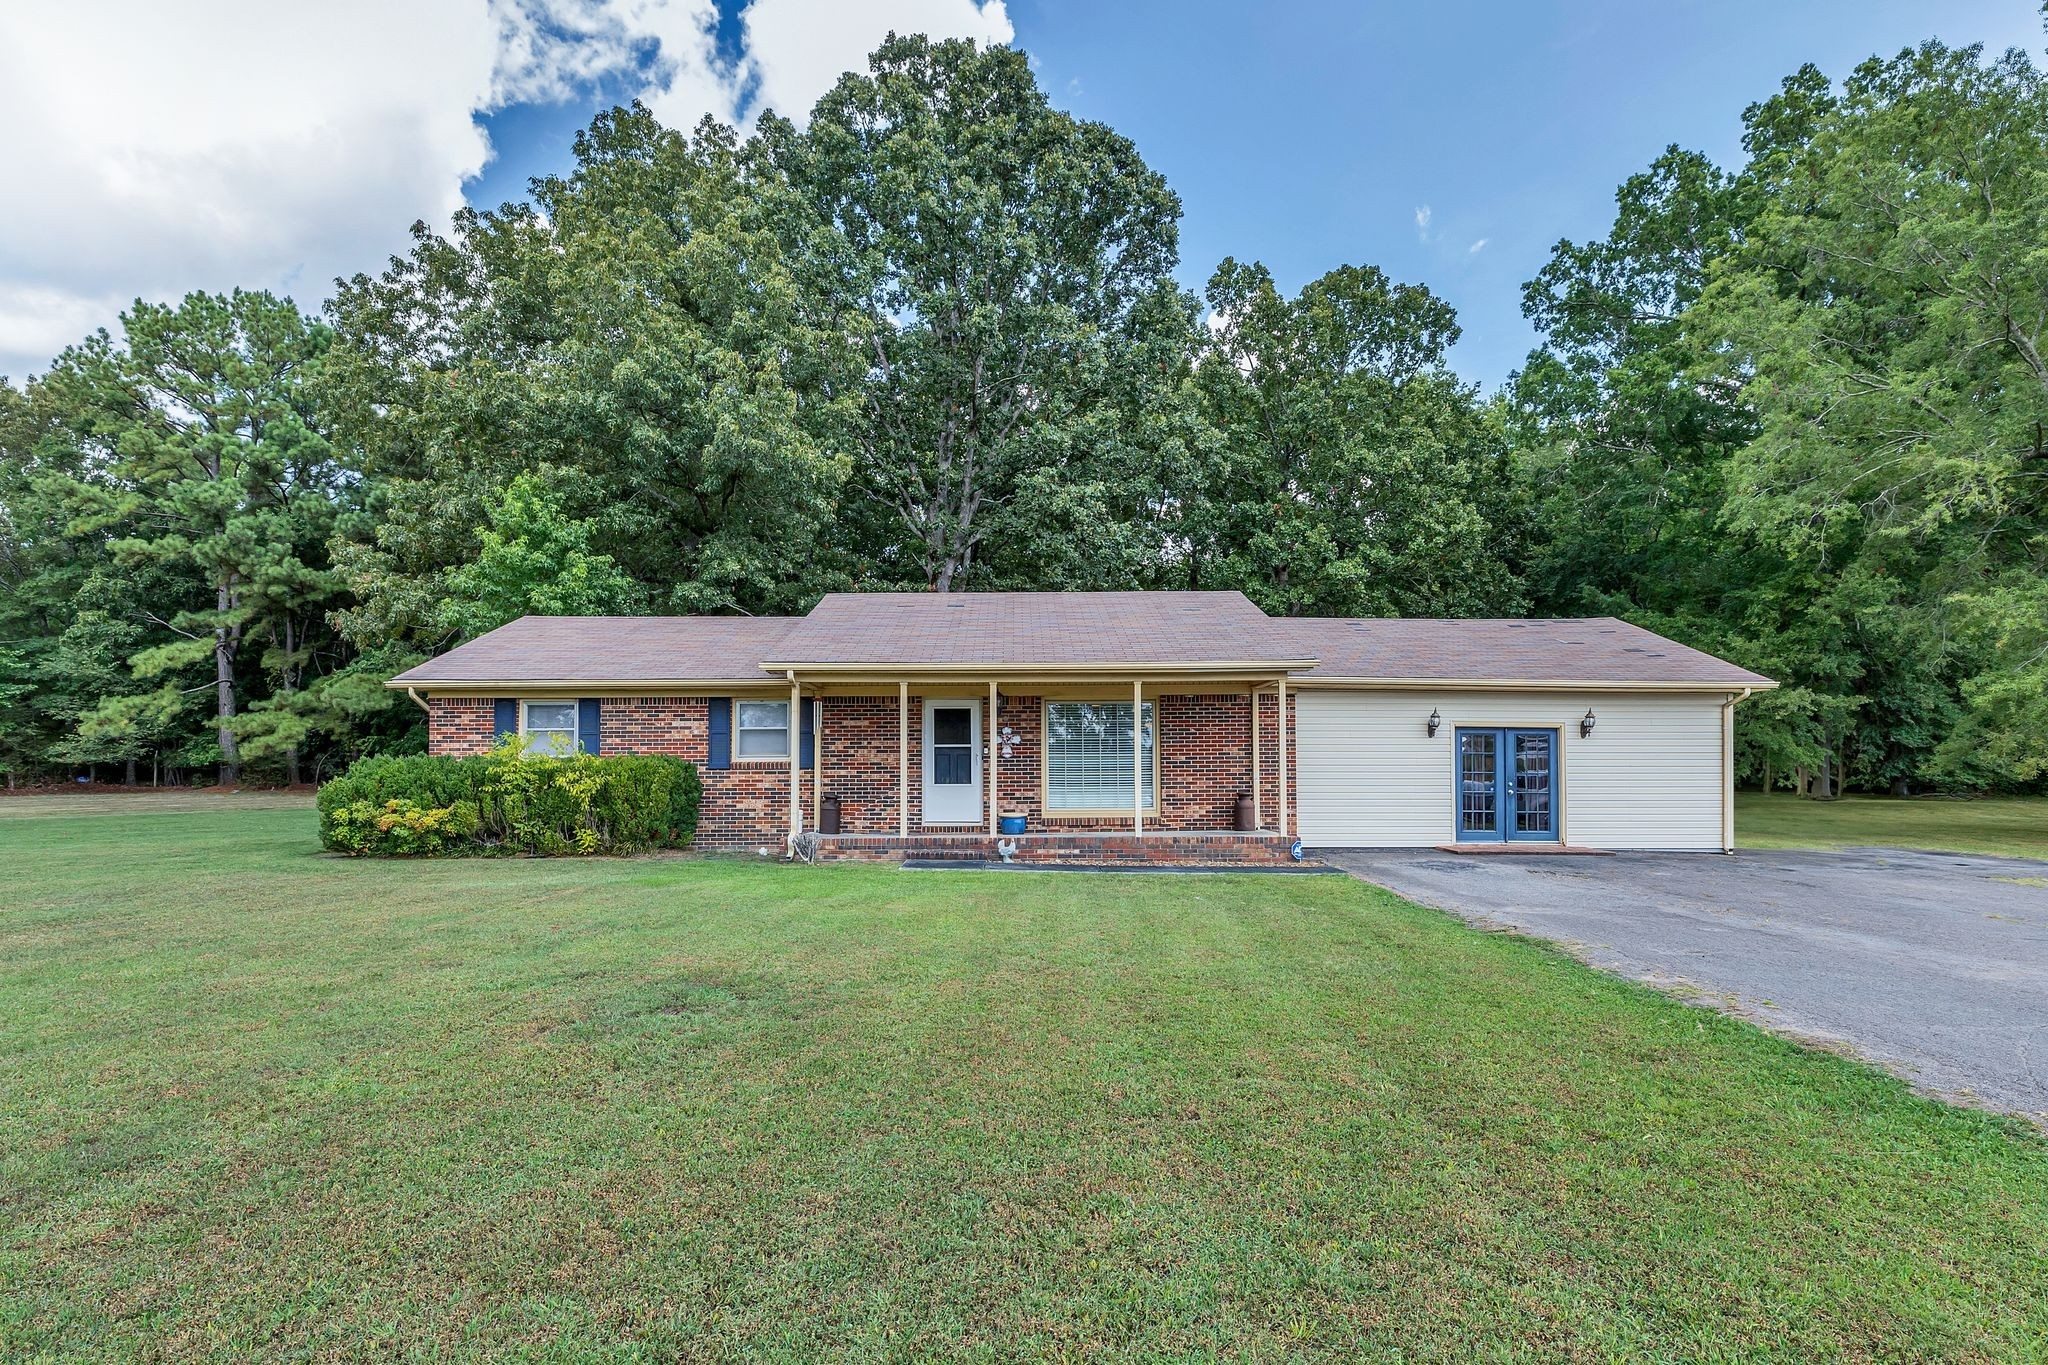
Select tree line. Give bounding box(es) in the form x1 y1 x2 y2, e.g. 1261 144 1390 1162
1 34 2042 795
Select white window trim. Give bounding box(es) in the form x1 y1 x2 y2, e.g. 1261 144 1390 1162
735 698 792 762
520 699 579 757
1041 699 1158 817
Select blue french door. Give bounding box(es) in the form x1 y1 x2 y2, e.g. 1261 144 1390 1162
1455 728 1558 842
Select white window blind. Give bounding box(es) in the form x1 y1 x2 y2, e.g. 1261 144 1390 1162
737 700 790 757
522 701 577 756
1045 702 1154 811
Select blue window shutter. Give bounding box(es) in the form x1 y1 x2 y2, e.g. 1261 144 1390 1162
707 697 731 769
800 697 816 771
578 699 601 755
493 698 518 743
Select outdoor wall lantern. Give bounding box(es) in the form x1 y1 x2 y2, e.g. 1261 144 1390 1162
1426 707 1442 738
1580 708 1597 738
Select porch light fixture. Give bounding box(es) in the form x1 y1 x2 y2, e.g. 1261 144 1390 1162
1426 708 1442 739
1580 708 1597 738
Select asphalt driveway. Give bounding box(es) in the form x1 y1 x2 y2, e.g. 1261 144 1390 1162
1323 846 2048 1123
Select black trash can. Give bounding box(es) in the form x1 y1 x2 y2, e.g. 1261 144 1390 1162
820 794 842 835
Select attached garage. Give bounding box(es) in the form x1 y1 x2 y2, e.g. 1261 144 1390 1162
1295 688 1737 850
1278 618 1772 853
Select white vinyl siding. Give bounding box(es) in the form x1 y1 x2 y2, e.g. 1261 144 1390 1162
1295 689 1729 851
1045 701 1155 811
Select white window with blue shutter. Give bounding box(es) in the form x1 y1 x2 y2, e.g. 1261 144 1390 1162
735 700 790 758
520 701 579 756
513 699 601 755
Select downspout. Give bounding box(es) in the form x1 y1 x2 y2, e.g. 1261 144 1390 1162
405 686 430 714
1721 687 1753 854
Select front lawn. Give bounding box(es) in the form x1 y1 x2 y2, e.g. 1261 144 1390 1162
3 795 2044 1359
1738 791 2048 861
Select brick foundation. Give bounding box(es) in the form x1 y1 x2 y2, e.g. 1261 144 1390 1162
424 689 1298 855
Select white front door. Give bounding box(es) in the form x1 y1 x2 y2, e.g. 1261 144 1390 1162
922 698 982 826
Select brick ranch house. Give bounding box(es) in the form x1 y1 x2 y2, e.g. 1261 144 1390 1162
388 591 1774 863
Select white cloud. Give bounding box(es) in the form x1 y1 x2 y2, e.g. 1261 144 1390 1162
1413 204 1432 240
1468 238 1488 254
0 0 496 381
0 0 1012 382
708 0 1012 128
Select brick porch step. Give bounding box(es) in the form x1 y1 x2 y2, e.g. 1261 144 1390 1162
817 830 1301 866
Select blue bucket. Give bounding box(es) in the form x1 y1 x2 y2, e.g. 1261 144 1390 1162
998 814 1028 835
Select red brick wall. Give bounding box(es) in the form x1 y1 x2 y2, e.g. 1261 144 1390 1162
428 698 496 757
817 695 906 833
696 764 793 851
424 689 1298 846
596 696 791 850
598 696 703 755
1255 690 1300 833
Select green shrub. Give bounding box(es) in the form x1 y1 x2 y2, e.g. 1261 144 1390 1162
318 741 700 857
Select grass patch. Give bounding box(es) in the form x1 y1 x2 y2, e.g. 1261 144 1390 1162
3 794 2045 1359
1738 791 2048 861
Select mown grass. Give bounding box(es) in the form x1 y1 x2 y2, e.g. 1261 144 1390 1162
2 794 2044 1360
1739 791 2048 861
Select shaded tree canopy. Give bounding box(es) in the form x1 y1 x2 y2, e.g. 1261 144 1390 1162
1 30 2042 796
1513 39 2048 793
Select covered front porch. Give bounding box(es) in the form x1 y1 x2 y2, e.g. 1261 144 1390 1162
777 671 1300 863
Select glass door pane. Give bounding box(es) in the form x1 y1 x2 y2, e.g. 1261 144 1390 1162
1510 731 1554 839
1457 730 1499 838
932 707 973 785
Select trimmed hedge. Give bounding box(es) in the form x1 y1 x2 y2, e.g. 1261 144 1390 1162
318 742 701 856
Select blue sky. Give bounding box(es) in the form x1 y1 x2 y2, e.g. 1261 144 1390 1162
470 0 2045 389
3 1 2039 388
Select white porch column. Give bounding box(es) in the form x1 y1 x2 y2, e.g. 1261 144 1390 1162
788 673 802 844
1132 678 1144 838
1250 685 1262 830
988 680 1000 837
1276 674 1288 839
811 694 823 831
899 682 910 837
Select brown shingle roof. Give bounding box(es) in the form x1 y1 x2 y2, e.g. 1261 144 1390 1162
1282 617 1773 687
385 601 1773 689
763 591 1312 668
387 615 801 686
